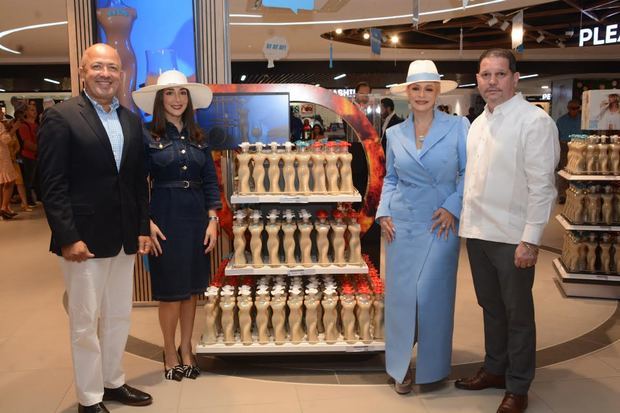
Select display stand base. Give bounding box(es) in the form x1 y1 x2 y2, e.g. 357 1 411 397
552 258 620 299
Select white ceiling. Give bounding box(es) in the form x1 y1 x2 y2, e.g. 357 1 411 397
1 0 619 65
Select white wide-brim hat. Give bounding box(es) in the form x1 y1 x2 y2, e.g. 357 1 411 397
390 60 457 96
132 70 213 114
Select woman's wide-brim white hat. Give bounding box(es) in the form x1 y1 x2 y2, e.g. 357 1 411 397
132 70 213 114
390 60 457 96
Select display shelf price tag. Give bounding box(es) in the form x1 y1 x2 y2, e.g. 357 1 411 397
281 196 308 203
287 268 316 276
345 345 369 352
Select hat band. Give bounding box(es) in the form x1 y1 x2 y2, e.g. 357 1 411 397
406 72 441 83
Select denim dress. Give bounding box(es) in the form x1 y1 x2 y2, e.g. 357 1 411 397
146 122 222 301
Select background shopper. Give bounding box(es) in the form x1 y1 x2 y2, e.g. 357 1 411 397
0 121 18 219
17 101 39 206
133 70 221 382
377 60 468 394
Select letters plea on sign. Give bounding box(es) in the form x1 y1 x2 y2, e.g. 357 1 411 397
579 24 620 47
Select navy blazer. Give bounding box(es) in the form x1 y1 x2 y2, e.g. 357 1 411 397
38 93 149 257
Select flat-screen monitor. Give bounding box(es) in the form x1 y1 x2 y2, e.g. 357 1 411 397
197 93 291 150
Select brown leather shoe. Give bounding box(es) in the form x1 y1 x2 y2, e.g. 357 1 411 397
497 392 528 413
454 367 506 390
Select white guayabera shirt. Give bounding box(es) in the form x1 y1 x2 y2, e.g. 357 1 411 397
459 93 560 246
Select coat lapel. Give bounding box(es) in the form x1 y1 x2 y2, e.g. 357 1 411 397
419 110 455 158
117 106 131 171
393 115 424 167
77 94 117 170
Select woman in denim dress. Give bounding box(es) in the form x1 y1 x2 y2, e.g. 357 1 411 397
133 71 220 381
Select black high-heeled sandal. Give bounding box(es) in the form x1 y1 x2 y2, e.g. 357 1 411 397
163 351 184 381
0 210 17 220
177 346 200 379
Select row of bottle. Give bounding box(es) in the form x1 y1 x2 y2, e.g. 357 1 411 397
561 232 620 274
236 141 355 195
233 208 363 267
565 134 620 175
563 184 620 225
201 273 384 346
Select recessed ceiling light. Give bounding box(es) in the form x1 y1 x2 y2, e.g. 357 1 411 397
0 88 6 92
0 21 67 54
390 35 399 44
44 78 60 85
333 73 347 80
520 74 539 79
458 83 476 88
541 85 549 89
363 32 370 40
229 14 263 18
240 74 247 82
315 84 321 87
385 83 398 88
335 28 343 34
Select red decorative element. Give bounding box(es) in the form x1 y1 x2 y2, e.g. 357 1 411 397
212 151 233 238
332 209 344 220
206 83 384 236
315 209 329 220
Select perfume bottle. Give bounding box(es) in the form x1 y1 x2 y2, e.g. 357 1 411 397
251 142 267 193
248 210 264 267
237 142 252 194
265 209 282 266
232 210 248 267
267 141 282 193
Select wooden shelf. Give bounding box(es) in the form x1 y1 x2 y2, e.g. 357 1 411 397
555 214 620 232
552 258 620 284
230 191 362 204
553 258 620 299
558 170 620 181
225 261 368 276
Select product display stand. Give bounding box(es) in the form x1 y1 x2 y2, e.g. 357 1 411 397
554 134 620 299
197 142 385 354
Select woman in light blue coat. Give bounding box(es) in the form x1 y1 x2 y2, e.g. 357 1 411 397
377 60 468 394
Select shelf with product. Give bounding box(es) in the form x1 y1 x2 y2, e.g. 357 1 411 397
197 141 385 354
555 134 620 299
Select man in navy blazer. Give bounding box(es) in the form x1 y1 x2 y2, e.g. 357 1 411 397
38 43 152 413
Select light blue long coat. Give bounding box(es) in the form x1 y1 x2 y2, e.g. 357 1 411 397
376 109 468 384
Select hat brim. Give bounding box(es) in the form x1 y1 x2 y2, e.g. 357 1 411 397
390 79 458 96
132 82 213 114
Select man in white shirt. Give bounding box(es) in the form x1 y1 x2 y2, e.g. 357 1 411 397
455 49 559 413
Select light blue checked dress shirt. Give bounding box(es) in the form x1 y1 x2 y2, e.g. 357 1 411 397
84 91 124 171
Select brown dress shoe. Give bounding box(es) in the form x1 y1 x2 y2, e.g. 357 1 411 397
497 392 528 413
454 367 506 390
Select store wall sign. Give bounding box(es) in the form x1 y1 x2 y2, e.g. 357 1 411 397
579 24 620 47
332 89 356 97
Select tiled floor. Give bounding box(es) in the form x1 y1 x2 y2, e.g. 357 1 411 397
0 206 619 412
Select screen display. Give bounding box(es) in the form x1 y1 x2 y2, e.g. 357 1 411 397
197 93 291 150
94 0 197 115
